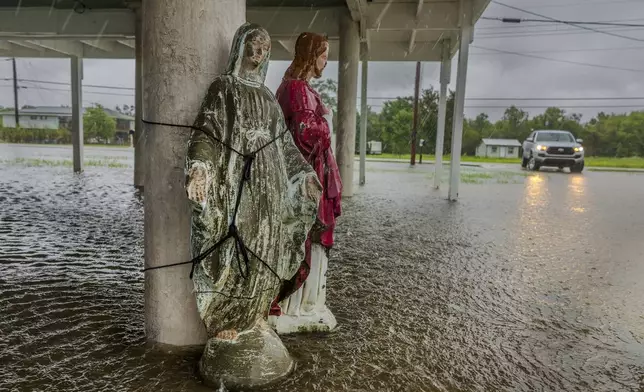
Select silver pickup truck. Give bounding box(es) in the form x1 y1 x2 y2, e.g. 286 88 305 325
522 130 585 173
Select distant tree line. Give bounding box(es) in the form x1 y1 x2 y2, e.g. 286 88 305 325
310 79 644 158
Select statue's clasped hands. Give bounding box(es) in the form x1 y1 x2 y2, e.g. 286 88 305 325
303 173 323 204
187 164 209 208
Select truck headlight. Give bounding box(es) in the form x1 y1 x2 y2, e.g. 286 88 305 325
537 145 547 151
574 146 584 152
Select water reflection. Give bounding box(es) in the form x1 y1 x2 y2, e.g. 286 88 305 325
567 174 587 214
524 174 548 208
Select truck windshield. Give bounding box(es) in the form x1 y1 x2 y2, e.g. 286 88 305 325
536 132 574 142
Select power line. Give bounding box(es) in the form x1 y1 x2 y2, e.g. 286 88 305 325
476 26 644 39
476 18 644 32
477 17 644 30
5 83 641 103
0 83 134 97
25 85 134 97
476 19 644 34
471 45 644 73
482 16 644 28
475 25 639 36
466 97 644 101
6 80 644 102
491 0 644 43
509 0 641 10
0 77 134 91
367 103 643 109
476 28 644 41
365 96 644 101
471 45 644 55
23 61 46 105
467 105 644 109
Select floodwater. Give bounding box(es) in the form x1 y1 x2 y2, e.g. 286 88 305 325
1 144 644 392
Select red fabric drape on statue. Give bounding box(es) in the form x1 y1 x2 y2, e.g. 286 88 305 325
278 79 342 246
269 78 342 316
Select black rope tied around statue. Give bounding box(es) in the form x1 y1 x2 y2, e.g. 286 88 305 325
140 119 290 283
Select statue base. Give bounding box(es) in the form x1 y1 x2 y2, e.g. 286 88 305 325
268 304 337 334
199 320 294 390
268 243 338 334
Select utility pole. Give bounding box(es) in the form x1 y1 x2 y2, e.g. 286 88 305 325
410 61 421 166
12 58 19 128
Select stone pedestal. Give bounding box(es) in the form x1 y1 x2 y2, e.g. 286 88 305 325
269 244 337 334
199 319 294 390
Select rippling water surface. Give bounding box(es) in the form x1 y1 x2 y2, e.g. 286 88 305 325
1 144 643 391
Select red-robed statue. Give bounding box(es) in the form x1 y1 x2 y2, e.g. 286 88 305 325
268 32 342 332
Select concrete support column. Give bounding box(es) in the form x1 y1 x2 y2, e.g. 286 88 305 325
448 0 473 201
142 0 245 347
359 50 368 186
434 40 451 189
336 11 360 197
70 56 83 173
133 6 144 189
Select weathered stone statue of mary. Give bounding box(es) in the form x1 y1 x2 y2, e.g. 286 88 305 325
184 23 321 389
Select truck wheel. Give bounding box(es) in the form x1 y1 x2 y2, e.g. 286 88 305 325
571 161 584 173
527 156 540 171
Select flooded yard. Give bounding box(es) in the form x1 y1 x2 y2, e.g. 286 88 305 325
1 144 643 391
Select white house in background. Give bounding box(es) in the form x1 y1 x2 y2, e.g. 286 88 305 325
476 138 522 158
1 107 60 129
1 106 135 131
367 140 382 155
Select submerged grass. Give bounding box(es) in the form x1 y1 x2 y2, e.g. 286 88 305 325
461 172 494 184
1 157 129 168
440 170 538 185
1 142 130 149
361 153 644 168
458 171 535 184
365 166 536 185
85 155 130 161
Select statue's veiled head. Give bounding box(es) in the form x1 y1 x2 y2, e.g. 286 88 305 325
226 23 272 86
283 32 329 81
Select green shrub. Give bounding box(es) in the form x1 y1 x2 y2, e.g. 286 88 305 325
0 127 72 144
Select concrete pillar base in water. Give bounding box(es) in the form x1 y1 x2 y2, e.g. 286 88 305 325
269 244 338 334
199 319 294 390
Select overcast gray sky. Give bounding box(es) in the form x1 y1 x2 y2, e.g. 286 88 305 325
1 0 643 122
